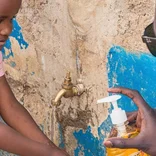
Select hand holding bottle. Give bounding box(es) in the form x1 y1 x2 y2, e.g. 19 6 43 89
126 111 142 128
104 87 156 155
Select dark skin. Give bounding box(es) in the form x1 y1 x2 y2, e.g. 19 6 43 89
104 87 156 155
104 5 156 156
0 0 69 155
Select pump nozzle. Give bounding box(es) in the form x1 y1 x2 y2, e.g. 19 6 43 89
97 95 127 125
112 101 118 109
97 95 121 110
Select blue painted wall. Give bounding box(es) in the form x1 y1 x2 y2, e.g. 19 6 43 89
1 18 28 59
108 46 156 111
72 45 156 156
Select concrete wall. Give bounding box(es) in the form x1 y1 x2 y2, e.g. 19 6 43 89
1 0 155 155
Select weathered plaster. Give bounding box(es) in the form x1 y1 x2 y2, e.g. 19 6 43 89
1 0 155 155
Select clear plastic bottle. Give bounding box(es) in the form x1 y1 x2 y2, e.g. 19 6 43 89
97 95 149 156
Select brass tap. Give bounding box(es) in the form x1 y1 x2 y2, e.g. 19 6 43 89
52 72 85 106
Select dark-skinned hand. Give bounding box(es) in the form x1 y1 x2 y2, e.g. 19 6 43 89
104 87 156 155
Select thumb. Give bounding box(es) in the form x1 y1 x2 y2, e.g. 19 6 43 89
104 137 140 149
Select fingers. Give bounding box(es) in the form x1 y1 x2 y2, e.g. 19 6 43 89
104 137 141 149
107 87 151 113
127 111 138 122
126 111 142 128
136 111 142 128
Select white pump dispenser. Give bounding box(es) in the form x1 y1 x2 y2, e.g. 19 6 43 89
97 95 127 136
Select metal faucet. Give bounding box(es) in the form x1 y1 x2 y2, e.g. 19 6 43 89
52 72 85 106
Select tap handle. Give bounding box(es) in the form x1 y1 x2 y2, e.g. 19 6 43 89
62 72 73 89
66 72 71 79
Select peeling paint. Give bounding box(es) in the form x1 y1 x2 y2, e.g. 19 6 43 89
107 45 156 111
72 45 156 155
73 117 112 156
1 19 29 59
9 61 16 68
59 124 65 149
1 0 155 155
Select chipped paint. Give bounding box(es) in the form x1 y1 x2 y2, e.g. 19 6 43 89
9 61 16 68
59 124 65 149
73 117 112 156
72 45 156 155
107 45 156 111
1 19 29 59
0 0 155 155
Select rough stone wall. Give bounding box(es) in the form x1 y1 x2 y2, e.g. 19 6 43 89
1 0 155 155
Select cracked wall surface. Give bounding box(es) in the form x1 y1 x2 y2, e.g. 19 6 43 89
1 0 155 155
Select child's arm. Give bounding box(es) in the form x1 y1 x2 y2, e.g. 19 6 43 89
0 122 67 156
0 76 68 155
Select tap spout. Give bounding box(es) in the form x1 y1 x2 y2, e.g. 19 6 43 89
52 89 67 106
51 72 85 106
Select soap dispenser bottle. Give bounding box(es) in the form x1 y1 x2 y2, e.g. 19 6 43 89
97 95 149 156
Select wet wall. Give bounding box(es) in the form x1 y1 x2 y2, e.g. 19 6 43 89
0 0 155 155
61 46 156 156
